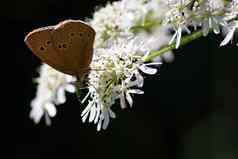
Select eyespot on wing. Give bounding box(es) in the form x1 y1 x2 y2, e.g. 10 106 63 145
24 26 69 73
51 20 96 75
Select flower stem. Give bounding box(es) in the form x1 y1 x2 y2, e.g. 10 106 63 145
143 30 204 62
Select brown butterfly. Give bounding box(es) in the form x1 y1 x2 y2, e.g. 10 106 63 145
24 20 96 77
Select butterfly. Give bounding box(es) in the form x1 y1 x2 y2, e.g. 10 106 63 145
24 20 96 78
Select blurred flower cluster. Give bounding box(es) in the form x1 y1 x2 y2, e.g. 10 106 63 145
30 64 76 125
30 0 238 130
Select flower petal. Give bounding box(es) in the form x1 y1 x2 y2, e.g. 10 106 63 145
44 102 57 117
102 111 109 130
82 111 89 123
169 31 177 45
65 84 76 93
94 105 101 124
56 87 66 104
144 62 162 66
81 90 91 104
139 65 157 75
81 101 93 117
203 21 209 36
126 92 133 107
44 112 52 126
120 93 127 109
220 27 236 46
209 17 212 28
30 99 44 123
135 70 144 87
109 109 116 118
89 106 96 123
97 116 103 131
184 26 191 34
128 89 144 94
175 27 182 49
212 17 220 34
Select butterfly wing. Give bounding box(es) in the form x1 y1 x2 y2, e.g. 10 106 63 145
51 20 96 75
24 26 72 74
25 20 96 76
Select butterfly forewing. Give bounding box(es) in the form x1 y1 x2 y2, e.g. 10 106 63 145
51 20 95 75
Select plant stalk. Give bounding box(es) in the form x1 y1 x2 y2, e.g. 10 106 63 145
143 30 204 62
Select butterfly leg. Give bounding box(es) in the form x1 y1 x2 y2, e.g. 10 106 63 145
75 73 89 103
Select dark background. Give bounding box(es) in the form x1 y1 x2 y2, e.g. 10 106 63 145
9 0 238 158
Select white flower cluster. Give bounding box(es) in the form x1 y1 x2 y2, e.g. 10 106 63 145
29 0 237 130
220 0 238 46
30 64 76 125
163 0 238 48
81 39 160 131
90 0 173 61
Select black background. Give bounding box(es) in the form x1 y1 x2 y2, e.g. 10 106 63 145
10 0 238 158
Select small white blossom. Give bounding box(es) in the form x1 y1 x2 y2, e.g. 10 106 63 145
223 0 238 21
220 21 238 46
220 0 238 46
193 0 226 36
89 2 124 48
80 38 161 130
163 0 192 48
90 0 173 61
30 64 76 125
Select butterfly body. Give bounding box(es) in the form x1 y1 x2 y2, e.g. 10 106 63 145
24 20 96 76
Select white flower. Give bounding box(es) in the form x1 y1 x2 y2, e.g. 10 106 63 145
220 0 238 46
30 64 76 125
119 81 144 109
223 0 238 21
169 26 191 49
202 16 222 36
192 0 226 36
80 38 161 130
163 0 192 48
90 0 172 60
220 21 238 46
89 1 124 48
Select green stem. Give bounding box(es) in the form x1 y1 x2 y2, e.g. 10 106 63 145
143 30 204 62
